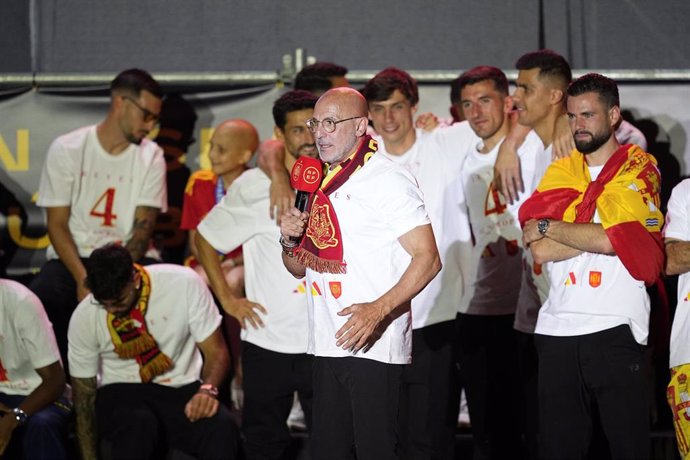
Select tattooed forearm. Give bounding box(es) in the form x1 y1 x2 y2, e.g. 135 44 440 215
125 206 160 262
72 377 99 460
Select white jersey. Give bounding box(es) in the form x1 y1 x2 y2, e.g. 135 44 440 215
515 143 553 332
197 168 309 354
37 125 167 259
535 165 650 345
306 153 430 364
459 131 544 316
376 122 476 329
0 280 61 396
665 179 690 367
68 265 221 387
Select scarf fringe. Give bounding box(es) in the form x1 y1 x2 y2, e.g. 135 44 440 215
139 353 174 383
296 248 347 274
114 334 158 359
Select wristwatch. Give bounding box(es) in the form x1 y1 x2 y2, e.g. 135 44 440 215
537 218 550 236
13 407 28 425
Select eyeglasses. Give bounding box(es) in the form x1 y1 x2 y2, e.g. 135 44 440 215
305 116 361 134
122 96 160 123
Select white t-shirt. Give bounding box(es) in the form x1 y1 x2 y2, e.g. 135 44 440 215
535 165 650 345
197 168 309 354
665 179 690 367
376 122 476 328
0 280 61 396
68 265 221 387
37 125 167 259
306 153 430 364
459 131 544 316
515 143 553 332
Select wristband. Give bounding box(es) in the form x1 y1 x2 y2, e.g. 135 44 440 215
279 235 299 257
198 383 219 399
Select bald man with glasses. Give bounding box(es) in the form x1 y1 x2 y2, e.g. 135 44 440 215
279 87 441 460
30 68 167 375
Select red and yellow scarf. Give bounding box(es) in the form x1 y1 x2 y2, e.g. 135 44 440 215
107 265 173 383
296 136 378 273
518 144 664 285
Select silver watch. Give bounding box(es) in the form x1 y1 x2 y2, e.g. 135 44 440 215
537 218 550 236
13 407 28 425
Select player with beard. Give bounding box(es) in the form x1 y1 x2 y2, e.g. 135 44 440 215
30 68 167 372
519 73 664 459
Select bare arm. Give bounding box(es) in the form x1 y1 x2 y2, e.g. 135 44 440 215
46 206 90 301
195 232 266 329
72 376 99 460
0 361 66 456
257 140 294 221
184 327 230 422
552 113 576 160
665 238 690 275
523 219 613 264
335 224 441 352
124 205 159 262
494 115 530 204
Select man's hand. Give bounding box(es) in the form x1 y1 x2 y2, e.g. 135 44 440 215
269 173 295 223
279 208 309 240
494 140 523 204
184 391 219 422
552 114 576 160
414 112 440 132
522 219 545 247
221 298 267 330
335 301 387 353
0 410 19 457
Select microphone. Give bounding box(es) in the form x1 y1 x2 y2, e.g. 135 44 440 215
290 156 323 212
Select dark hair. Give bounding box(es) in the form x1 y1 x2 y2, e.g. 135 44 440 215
361 67 419 106
515 49 572 88
567 73 620 109
294 62 348 94
455 66 509 99
272 90 319 130
85 243 134 301
110 68 163 99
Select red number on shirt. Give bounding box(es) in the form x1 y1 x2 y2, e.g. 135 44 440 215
484 184 507 216
90 188 118 227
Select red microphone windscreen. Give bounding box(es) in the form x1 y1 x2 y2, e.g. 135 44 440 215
290 156 323 193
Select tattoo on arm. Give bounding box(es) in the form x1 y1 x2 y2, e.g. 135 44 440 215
125 206 160 262
72 377 99 460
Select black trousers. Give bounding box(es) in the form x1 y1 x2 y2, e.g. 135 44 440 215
399 320 458 460
96 381 238 460
535 325 650 460
241 341 313 460
456 313 524 460
311 356 403 460
516 330 539 460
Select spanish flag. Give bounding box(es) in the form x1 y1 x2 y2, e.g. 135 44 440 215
518 144 664 286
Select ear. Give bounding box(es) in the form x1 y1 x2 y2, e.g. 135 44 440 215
609 105 621 128
274 126 285 141
355 116 369 136
240 148 253 165
503 95 514 114
550 88 565 106
411 104 418 115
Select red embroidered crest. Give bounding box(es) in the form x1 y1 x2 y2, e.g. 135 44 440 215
329 281 342 299
589 271 602 288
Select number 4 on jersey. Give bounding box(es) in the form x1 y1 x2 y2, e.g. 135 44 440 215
484 183 507 216
90 188 118 227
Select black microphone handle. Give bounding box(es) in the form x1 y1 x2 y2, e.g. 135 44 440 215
294 190 310 212
291 191 311 243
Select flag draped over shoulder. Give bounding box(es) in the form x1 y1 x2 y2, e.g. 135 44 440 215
518 144 664 285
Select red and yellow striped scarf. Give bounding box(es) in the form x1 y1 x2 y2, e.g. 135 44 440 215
296 136 378 273
518 144 664 285
107 265 173 383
